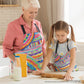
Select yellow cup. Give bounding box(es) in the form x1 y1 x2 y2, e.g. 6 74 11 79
16 54 27 77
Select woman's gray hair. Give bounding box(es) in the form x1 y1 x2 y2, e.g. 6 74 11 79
21 0 40 9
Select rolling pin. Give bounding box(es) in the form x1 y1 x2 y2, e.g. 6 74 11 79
79 76 84 84
41 73 65 79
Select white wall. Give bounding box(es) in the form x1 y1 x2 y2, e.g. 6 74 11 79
0 7 22 41
69 0 84 42
55 0 64 22
0 0 21 41
37 0 53 40
76 43 84 66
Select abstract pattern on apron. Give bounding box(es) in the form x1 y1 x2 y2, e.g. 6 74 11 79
54 39 78 72
15 23 43 72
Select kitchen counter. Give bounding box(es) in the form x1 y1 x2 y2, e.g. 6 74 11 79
0 71 84 84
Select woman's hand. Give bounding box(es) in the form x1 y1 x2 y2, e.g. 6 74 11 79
32 69 44 75
8 54 15 62
64 72 73 81
47 63 56 71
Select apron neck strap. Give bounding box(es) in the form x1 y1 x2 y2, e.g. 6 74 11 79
34 23 40 32
21 23 40 34
55 39 69 54
21 25 26 34
67 39 69 51
55 40 59 54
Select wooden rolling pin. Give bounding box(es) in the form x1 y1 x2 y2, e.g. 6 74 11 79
41 73 65 79
79 76 84 84
81 80 84 84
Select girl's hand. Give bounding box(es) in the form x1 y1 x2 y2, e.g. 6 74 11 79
47 63 56 71
64 72 73 81
32 70 44 75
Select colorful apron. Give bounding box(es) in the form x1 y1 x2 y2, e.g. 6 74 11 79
15 23 43 72
54 39 78 72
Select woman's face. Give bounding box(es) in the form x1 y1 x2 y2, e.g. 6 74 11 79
55 30 69 43
22 7 38 22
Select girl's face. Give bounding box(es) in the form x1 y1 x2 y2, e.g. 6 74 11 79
22 7 38 22
55 30 69 43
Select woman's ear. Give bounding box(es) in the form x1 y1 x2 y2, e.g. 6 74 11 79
22 7 24 12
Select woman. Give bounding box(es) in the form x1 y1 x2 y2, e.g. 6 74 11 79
3 0 46 73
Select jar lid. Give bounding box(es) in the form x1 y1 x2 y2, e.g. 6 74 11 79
15 56 20 58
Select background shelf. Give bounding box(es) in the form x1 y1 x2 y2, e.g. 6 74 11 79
0 0 20 7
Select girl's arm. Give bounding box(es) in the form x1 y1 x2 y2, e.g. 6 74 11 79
67 47 76 73
64 48 76 80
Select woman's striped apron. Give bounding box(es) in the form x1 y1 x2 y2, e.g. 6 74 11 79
15 23 43 72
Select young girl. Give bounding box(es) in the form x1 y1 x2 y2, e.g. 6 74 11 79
33 21 78 80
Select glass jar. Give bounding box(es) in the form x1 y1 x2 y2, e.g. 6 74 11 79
13 56 22 81
9 60 13 79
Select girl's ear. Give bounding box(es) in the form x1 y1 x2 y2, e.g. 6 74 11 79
67 30 69 34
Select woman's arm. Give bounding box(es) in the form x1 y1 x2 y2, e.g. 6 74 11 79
33 48 53 75
8 54 15 62
41 48 53 71
38 22 46 57
3 23 16 58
